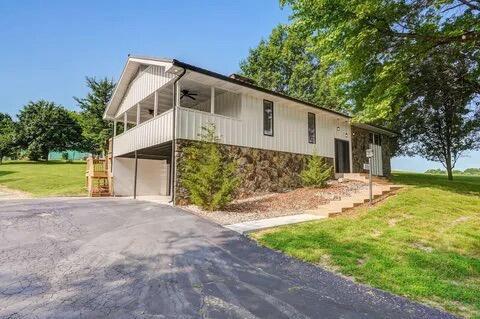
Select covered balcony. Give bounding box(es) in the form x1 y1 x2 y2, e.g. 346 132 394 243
112 69 243 157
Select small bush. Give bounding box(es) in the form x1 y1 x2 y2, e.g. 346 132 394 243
300 153 332 188
180 124 239 211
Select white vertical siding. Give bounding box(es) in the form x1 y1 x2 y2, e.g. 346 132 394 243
177 94 350 158
115 66 175 117
113 109 173 156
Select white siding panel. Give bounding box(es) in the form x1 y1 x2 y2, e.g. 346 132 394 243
116 66 175 117
177 93 350 158
113 110 173 156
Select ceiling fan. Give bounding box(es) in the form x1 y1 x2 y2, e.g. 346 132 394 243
180 89 198 100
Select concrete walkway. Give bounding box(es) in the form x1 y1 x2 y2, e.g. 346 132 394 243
226 213 326 234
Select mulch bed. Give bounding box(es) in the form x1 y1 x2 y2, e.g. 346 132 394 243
184 180 367 225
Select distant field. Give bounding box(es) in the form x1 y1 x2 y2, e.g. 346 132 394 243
252 172 480 318
0 161 87 197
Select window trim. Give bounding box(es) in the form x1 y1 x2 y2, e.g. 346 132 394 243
263 99 274 136
307 112 316 144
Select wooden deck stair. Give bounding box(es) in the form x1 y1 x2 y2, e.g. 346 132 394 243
85 157 113 197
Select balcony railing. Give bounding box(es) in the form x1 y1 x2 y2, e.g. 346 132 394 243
112 109 173 156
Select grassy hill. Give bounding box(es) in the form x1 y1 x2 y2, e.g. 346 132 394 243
0 161 87 197
253 172 480 318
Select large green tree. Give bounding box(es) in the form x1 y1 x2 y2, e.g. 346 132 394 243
280 0 479 121
396 45 480 180
240 24 346 112
0 113 16 164
16 100 83 161
75 77 115 155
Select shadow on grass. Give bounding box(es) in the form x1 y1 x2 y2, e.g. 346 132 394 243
0 171 15 177
259 228 479 317
392 172 480 196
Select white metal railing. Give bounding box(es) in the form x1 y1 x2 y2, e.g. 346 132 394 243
176 106 243 145
113 109 173 156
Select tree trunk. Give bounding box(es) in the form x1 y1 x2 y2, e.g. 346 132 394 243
446 153 453 181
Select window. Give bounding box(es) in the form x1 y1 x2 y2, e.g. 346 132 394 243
308 112 316 144
263 100 274 136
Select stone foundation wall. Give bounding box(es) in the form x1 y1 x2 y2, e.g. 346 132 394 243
174 139 334 204
351 126 392 177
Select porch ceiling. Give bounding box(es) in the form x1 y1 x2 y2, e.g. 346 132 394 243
118 141 172 160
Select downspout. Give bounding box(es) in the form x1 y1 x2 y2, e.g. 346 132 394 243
170 66 186 205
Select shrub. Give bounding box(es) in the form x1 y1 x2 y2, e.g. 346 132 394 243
180 124 239 211
300 153 332 188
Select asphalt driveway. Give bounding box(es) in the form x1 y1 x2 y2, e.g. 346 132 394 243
0 198 454 319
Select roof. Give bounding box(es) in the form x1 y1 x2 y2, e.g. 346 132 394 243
352 122 397 137
105 55 396 137
169 59 351 119
104 55 352 120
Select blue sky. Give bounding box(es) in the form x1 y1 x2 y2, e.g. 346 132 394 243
0 1 477 171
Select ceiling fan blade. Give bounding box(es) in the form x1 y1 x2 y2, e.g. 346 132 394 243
187 95 196 100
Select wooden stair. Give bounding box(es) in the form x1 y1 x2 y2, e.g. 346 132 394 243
85 157 113 197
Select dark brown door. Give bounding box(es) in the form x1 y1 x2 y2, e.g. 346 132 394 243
335 139 350 173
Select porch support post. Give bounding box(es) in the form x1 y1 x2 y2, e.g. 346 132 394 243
113 120 117 136
133 150 138 199
210 87 215 114
136 103 141 125
153 90 158 116
123 112 127 132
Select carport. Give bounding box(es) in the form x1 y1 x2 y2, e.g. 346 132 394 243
112 142 171 201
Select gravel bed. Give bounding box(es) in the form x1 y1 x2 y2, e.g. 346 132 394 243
184 180 368 225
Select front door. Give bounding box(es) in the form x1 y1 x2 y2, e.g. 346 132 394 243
335 139 350 173
369 133 383 176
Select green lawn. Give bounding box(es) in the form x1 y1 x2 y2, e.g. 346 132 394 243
252 172 480 318
0 160 87 197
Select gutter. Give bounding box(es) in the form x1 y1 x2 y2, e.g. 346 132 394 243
170 67 186 205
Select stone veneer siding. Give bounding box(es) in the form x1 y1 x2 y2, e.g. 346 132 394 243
351 126 392 177
174 139 334 205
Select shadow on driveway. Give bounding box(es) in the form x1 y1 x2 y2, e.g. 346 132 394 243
0 198 455 318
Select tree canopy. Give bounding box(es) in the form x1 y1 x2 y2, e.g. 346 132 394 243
0 113 16 163
16 100 83 161
279 0 479 121
396 45 480 179
75 77 116 154
240 24 346 112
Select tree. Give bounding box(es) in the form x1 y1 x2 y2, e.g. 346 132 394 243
240 24 346 112
280 0 479 121
179 124 239 211
0 113 16 164
396 46 480 180
300 152 332 187
464 168 480 175
75 77 115 155
16 100 83 161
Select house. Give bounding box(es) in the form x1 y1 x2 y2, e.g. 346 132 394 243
103 56 396 203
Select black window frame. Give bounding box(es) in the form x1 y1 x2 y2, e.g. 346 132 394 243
263 99 274 136
307 112 316 144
